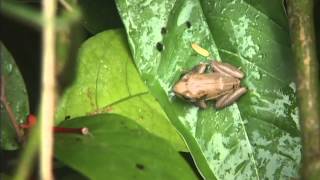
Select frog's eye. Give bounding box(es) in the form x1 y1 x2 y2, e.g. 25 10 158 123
179 73 190 81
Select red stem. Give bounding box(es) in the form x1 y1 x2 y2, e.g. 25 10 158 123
53 127 89 135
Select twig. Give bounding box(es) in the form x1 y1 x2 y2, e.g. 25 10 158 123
287 0 320 179
0 76 24 142
40 0 56 179
59 0 74 12
13 124 40 180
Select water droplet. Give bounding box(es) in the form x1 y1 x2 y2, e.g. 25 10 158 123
254 15 260 22
7 64 13 73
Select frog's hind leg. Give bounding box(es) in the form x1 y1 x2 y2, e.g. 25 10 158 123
180 63 207 80
215 87 247 109
193 62 208 74
211 61 244 79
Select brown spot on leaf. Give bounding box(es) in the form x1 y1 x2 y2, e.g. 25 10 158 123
105 106 113 112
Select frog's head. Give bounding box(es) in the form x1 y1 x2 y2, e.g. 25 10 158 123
173 80 193 101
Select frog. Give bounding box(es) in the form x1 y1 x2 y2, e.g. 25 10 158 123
173 61 247 109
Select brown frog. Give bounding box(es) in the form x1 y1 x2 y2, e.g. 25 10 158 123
173 61 247 109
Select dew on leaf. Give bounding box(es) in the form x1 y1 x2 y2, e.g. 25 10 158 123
6 63 13 73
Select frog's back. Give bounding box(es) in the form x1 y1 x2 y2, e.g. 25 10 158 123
188 73 239 99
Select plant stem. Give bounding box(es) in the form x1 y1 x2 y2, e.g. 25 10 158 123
40 0 56 179
287 0 320 179
13 125 40 180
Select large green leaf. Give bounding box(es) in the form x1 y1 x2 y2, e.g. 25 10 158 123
116 0 301 179
0 42 29 150
55 30 186 151
55 114 197 180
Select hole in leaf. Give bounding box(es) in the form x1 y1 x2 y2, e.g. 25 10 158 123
64 115 71 120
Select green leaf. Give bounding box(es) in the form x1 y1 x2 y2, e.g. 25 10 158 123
55 29 187 151
0 42 29 150
55 114 197 180
78 0 123 34
116 0 301 179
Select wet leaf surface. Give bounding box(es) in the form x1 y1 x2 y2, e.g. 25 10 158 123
116 0 301 179
55 30 186 151
0 42 29 150
55 114 197 180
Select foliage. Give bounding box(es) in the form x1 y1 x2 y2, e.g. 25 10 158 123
0 42 29 150
116 0 300 179
2 0 320 179
55 29 186 151
55 113 197 180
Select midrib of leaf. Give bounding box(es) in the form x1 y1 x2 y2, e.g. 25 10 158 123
94 57 150 111
116 0 299 179
99 91 149 111
155 0 262 178
242 0 284 31
210 15 289 47
195 1 261 179
200 1 296 179
218 49 285 84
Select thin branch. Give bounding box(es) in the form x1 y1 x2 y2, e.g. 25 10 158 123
287 0 320 179
40 0 56 179
59 0 74 12
13 125 40 180
0 76 24 142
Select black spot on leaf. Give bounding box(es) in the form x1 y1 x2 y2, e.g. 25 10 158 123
161 27 167 35
156 42 164 52
186 21 191 28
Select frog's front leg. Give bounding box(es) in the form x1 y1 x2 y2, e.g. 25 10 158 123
196 99 207 109
215 87 247 109
211 61 244 79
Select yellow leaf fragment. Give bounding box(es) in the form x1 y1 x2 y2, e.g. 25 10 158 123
191 43 210 57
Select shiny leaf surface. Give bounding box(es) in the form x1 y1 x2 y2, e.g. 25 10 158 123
55 30 186 151
55 114 197 180
0 42 29 150
116 0 301 179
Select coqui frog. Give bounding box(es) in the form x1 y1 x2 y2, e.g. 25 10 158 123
173 61 247 109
